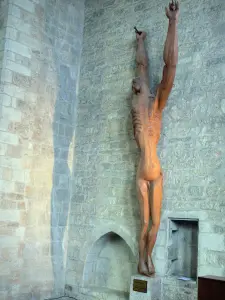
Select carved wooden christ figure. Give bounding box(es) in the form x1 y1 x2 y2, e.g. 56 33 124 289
131 1 179 276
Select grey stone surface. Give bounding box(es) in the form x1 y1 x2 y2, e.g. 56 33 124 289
67 0 225 300
0 0 9 118
0 0 84 299
1 0 225 299
162 277 197 300
48 298 77 300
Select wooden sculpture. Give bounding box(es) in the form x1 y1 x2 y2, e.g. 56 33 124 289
131 0 179 276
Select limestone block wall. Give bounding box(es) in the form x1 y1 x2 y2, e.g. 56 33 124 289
0 0 9 110
0 0 84 299
66 0 225 299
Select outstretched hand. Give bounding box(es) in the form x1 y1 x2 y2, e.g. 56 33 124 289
134 27 147 41
165 0 179 21
136 31 147 41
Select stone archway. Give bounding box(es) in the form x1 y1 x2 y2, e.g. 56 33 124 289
83 230 137 295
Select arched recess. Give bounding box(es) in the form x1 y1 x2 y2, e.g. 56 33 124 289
83 228 137 295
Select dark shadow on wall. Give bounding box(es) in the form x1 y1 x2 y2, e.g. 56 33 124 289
50 62 73 291
125 89 140 239
123 38 140 242
44 1 78 295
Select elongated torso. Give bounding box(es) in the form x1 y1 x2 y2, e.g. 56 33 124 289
131 91 162 181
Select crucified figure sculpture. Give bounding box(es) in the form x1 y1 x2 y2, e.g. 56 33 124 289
131 1 179 276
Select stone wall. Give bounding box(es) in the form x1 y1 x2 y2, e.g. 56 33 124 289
0 0 84 299
0 0 9 116
1 0 225 299
66 0 225 299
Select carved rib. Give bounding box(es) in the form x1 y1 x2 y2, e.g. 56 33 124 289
131 107 161 140
131 108 144 138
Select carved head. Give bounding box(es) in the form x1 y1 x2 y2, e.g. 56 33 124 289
132 77 141 94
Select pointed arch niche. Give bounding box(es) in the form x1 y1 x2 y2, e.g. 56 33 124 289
83 231 136 295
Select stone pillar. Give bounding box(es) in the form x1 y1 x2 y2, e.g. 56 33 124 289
0 0 84 298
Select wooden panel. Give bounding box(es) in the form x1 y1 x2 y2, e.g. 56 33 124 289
198 276 225 300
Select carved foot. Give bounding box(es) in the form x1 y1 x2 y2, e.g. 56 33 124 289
138 261 151 277
147 256 156 276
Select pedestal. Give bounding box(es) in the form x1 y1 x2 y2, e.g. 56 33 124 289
129 274 161 300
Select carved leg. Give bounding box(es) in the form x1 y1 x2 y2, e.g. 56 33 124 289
137 177 151 277
147 173 163 275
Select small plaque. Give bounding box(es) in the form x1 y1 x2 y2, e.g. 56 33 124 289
133 279 148 293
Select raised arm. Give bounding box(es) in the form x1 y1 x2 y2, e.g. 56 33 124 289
157 1 179 111
135 29 149 85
